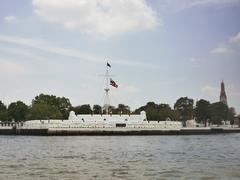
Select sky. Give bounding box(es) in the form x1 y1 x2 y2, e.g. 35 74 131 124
0 0 239 113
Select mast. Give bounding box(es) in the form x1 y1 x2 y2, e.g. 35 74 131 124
103 63 110 114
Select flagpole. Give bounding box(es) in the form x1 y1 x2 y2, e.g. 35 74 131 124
104 63 110 115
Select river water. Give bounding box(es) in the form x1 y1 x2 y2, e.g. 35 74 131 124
0 134 240 180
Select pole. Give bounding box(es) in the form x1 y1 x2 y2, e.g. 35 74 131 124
104 64 110 115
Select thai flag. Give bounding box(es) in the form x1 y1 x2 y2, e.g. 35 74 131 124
110 78 118 88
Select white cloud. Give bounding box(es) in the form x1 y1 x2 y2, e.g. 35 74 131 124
211 45 234 55
0 34 155 68
211 32 240 56
230 32 240 43
4 16 17 23
32 0 158 38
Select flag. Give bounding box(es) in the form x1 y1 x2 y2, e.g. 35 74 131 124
110 78 118 88
107 62 111 68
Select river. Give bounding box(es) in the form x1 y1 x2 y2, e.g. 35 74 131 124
0 134 240 179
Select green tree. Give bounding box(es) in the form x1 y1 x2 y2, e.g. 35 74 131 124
209 102 228 125
8 101 28 122
134 102 179 121
93 104 102 114
72 104 92 114
158 106 180 121
134 102 158 120
112 104 130 114
0 101 8 121
32 94 72 119
27 103 62 120
228 107 236 125
174 97 194 126
108 105 116 114
56 97 72 119
195 99 210 126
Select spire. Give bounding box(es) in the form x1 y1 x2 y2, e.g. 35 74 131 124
220 81 227 105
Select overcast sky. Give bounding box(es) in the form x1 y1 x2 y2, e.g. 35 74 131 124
0 0 239 113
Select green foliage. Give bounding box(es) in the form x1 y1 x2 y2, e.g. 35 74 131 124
174 97 194 124
0 94 237 124
72 104 92 114
228 107 236 125
93 104 102 114
32 94 72 119
134 102 179 121
27 103 62 120
0 101 8 121
111 104 130 114
195 99 210 126
209 102 228 125
8 101 28 122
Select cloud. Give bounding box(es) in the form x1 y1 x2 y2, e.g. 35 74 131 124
210 31 240 56
230 32 240 43
0 34 155 68
189 0 240 6
32 0 158 38
152 0 240 14
211 45 234 55
4 16 17 23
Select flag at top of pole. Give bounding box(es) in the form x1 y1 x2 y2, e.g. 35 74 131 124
107 62 111 68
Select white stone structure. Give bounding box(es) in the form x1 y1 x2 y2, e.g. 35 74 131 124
22 111 183 130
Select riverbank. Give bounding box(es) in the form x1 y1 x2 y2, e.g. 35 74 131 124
1 127 240 136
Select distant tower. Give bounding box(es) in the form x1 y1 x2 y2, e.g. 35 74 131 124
220 81 227 105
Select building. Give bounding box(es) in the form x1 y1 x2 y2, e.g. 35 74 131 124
220 81 227 105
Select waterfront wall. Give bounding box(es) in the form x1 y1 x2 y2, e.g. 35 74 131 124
1 127 240 136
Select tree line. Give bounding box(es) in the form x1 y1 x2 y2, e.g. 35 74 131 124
0 94 237 126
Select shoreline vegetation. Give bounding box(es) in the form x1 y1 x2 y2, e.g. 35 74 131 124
0 93 238 126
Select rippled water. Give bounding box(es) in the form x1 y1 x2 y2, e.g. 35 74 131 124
0 134 240 180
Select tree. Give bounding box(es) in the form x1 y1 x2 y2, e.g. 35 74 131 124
209 102 228 125
93 104 102 114
27 103 62 120
56 97 72 119
228 107 236 125
134 102 179 121
72 104 92 114
108 105 116 114
32 94 72 119
174 97 194 125
195 99 210 126
8 101 28 122
159 106 180 121
134 102 158 120
0 101 8 121
112 104 130 114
